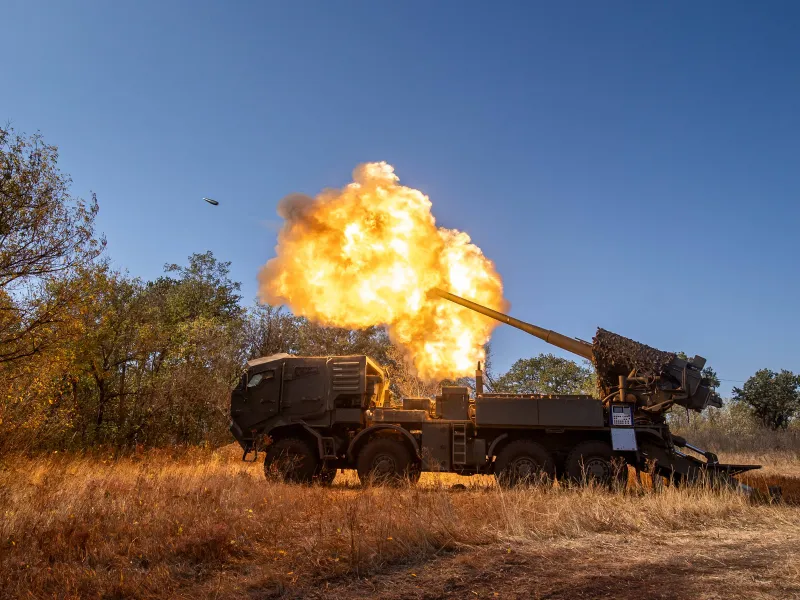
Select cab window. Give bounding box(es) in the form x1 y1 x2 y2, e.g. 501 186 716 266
247 370 275 388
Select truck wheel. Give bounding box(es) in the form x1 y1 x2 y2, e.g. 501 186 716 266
494 440 555 487
565 441 627 489
264 438 318 483
356 438 417 486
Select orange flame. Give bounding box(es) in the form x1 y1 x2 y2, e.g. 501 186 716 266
258 162 508 380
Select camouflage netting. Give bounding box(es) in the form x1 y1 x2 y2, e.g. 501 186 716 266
592 328 676 397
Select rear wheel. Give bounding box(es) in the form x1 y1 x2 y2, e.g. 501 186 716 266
493 440 555 487
356 438 418 486
264 438 318 483
565 440 627 489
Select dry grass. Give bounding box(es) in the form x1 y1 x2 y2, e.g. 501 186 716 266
715 451 800 504
1 447 799 599
719 450 800 477
672 420 800 456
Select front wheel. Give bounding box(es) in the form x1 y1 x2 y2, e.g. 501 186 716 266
264 438 318 483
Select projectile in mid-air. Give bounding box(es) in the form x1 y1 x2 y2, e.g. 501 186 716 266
203 197 219 206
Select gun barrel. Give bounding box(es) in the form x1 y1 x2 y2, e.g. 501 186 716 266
431 288 593 360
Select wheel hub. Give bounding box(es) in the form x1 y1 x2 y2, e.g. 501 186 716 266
511 456 538 479
372 452 398 477
583 457 611 481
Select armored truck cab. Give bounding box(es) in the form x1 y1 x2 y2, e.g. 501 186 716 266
230 354 388 458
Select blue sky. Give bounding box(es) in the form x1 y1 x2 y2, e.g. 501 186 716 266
4 1 799 394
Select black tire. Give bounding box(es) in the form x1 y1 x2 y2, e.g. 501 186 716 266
264 438 318 483
565 440 627 489
356 438 417 486
493 440 555 487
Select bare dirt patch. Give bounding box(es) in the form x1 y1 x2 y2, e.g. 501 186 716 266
302 526 800 599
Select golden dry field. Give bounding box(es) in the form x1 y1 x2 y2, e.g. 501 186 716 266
1 447 799 600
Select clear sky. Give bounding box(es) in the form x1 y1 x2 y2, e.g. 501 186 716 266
4 1 799 394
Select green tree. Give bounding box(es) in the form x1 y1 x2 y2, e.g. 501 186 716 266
161 251 243 322
732 369 800 430
131 252 246 445
701 366 721 389
243 302 392 364
75 267 147 440
3 252 249 450
0 127 104 365
676 351 720 388
494 353 595 395
294 319 392 364
244 303 301 359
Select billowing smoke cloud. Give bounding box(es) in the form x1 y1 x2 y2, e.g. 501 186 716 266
259 162 507 380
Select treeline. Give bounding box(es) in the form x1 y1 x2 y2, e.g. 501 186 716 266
1 127 798 453
0 248 393 451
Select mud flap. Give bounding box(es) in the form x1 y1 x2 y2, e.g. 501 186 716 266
611 428 638 451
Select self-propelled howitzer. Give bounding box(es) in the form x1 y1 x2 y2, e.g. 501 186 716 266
229 290 760 490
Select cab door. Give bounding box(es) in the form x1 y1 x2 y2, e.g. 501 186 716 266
280 358 328 424
234 365 281 430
